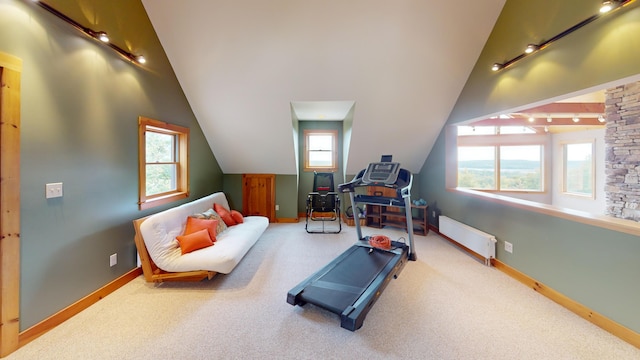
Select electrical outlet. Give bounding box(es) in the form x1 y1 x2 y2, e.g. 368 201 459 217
275 204 279 211
109 253 117 267
504 241 513 253
432 211 436 217
45 182 63 199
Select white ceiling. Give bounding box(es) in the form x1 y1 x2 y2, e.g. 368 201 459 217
142 0 506 174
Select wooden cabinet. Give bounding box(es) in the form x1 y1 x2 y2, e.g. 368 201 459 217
242 174 275 222
364 187 428 235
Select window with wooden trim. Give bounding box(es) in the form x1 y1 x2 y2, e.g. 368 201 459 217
304 129 338 171
138 116 189 210
457 127 545 192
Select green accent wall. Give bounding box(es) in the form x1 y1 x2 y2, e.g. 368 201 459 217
1 0 222 330
419 0 640 333
275 175 299 219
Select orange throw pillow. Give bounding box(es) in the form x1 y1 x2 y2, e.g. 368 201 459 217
231 210 244 224
184 216 219 239
214 203 237 226
176 229 213 254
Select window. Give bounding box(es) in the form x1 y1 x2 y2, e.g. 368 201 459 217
304 129 338 171
138 116 189 210
458 146 496 189
563 141 594 197
500 145 542 191
457 127 544 192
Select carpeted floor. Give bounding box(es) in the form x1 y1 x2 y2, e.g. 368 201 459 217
7 222 640 359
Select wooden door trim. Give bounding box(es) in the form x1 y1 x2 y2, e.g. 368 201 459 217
0 52 22 357
242 174 275 222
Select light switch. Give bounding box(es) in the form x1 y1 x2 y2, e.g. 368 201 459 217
46 182 63 199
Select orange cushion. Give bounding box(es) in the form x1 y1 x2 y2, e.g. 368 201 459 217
184 216 219 239
214 203 237 226
231 210 244 224
176 229 214 254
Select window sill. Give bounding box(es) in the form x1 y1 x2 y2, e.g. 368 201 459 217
139 191 188 211
448 187 640 236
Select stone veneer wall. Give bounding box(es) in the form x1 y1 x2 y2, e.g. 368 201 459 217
605 81 640 220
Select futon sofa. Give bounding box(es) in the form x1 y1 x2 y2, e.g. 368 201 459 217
133 192 269 282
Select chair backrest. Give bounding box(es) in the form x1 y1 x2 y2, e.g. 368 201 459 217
313 172 335 193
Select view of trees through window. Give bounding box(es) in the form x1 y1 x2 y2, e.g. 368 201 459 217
145 130 177 196
458 143 543 191
564 142 593 196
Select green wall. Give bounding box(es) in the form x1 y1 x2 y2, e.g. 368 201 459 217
419 0 640 333
1 0 222 330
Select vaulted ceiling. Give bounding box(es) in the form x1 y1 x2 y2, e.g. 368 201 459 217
141 0 507 174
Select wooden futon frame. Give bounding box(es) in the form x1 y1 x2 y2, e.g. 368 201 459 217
133 216 216 283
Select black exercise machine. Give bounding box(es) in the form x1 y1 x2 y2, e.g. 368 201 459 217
305 172 341 234
287 157 417 331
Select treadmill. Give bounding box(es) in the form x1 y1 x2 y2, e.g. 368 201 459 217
287 159 417 331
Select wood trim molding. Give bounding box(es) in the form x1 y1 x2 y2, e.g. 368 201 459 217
0 53 22 358
18 268 142 348
429 224 640 349
276 217 299 223
492 260 640 349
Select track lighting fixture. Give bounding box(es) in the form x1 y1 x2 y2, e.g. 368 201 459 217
600 1 618 13
573 115 580 123
525 44 539 54
96 31 109 43
547 115 552 123
29 1 147 66
491 0 633 72
598 115 606 123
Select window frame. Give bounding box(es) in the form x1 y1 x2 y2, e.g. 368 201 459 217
456 130 546 193
138 116 189 210
303 129 338 172
561 140 595 198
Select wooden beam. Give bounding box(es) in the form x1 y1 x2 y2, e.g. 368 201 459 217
471 117 604 127
0 52 22 358
519 102 605 114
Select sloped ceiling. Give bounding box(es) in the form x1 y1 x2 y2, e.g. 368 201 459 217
142 0 506 174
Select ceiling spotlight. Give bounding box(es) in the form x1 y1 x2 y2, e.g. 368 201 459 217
600 1 617 13
491 63 503 71
544 126 549 133
96 31 109 43
525 44 539 54
598 115 606 123
135 55 146 64
547 115 552 123
573 115 580 123
528 116 535 123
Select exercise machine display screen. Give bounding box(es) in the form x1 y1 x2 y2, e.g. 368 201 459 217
362 162 400 185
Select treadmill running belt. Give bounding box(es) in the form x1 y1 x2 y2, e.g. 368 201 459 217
299 247 395 314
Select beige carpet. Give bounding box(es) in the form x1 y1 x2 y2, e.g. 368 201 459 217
7 222 640 359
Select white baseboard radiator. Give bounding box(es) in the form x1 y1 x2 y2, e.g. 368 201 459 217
439 216 496 266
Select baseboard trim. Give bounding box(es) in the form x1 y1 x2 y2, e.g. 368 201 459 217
275 217 299 223
429 224 640 349
18 268 142 348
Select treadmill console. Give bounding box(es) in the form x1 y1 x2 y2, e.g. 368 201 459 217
362 162 400 185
